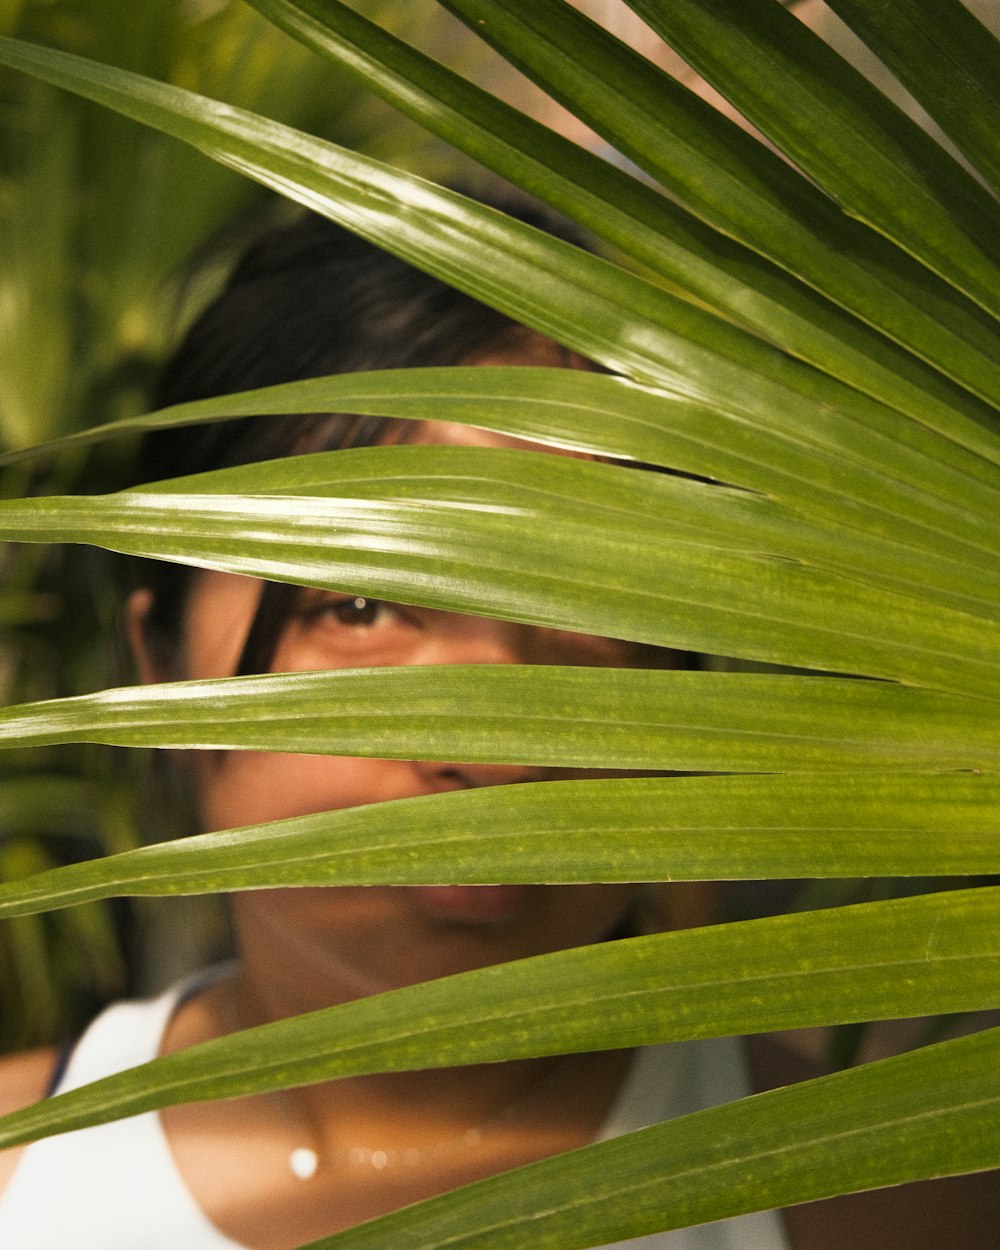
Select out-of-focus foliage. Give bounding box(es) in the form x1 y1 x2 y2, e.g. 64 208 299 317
0 1 999 1243
0 0 479 1050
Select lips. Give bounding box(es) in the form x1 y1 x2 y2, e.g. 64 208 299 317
406 884 534 925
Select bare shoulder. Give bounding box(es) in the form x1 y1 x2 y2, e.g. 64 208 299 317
0 1046 59 1194
0 1046 57 1117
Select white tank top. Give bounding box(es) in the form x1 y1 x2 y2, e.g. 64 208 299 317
0 978 788 1249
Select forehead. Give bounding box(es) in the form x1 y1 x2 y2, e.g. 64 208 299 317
405 420 595 460
405 334 597 459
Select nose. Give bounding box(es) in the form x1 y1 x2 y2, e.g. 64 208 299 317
409 616 564 790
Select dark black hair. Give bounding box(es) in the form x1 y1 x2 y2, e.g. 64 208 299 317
136 197 591 676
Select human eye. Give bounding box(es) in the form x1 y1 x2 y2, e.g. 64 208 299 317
326 596 389 627
275 592 423 670
307 595 404 629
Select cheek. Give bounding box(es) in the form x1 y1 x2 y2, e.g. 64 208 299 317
194 752 398 832
535 630 689 671
181 572 262 681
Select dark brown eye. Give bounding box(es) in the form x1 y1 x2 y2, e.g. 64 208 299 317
331 596 382 626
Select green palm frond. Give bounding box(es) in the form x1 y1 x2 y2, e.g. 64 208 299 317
0 1 998 1244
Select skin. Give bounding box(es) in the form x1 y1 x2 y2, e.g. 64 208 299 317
148 417 684 998
133 417 685 1246
1 363 995 1244
0 377 692 1241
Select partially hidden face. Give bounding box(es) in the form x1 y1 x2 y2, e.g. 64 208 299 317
130 417 687 988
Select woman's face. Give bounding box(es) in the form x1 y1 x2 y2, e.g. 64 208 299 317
131 394 688 993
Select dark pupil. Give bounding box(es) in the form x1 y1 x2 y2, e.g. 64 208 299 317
337 596 379 625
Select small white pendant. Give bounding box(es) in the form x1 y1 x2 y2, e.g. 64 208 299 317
289 1147 319 1180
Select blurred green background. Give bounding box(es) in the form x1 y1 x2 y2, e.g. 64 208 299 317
0 0 486 1050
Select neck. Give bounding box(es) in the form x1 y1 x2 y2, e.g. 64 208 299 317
165 957 632 1180
161 885 639 1171
219 960 576 1132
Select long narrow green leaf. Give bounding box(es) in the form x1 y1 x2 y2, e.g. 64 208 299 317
0 75 74 448
627 0 1000 317
1 7 997 1246
296 1028 1000 1250
1 889 998 1150
0 33 815 406
128 444 1000 619
439 0 1000 417
2 32 1000 479
2 455 999 691
5 370 1000 558
243 0 1000 447
1 774 998 918
0 669 996 769
824 0 1000 200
